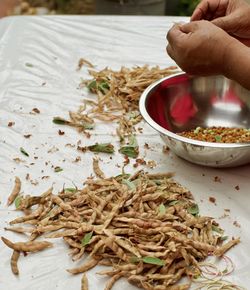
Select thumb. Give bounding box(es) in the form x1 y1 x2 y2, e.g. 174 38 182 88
179 22 199 34
212 15 234 33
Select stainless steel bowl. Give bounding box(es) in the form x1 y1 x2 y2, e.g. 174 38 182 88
139 72 250 167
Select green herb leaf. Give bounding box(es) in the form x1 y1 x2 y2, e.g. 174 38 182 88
53 117 69 125
64 188 77 193
187 204 199 216
220 236 228 241
158 203 166 215
20 147 29 157
81 232 93 247
81 121 94 130
14 196 22 209
168 200 179 206
25 63 34 67
215 135 222 142
212 225 224 234
115 174 131 181
54 166 63 173
87 80 97 90
142 257 165 266
130 256 141 264
88 143 114 154
119 136 139 158
122 179 136 190
98 80 110 93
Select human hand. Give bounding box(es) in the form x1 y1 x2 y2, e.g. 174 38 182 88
191 0 250 39
166 20 237 75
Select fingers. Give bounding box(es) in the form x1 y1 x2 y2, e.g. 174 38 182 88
166 43 174 59
166 24 185 44
191 0 228 21
211 15 234 32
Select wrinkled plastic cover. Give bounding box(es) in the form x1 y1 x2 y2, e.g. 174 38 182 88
0 16 249 289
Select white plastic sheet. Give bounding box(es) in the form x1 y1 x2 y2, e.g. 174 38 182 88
0 15 249 289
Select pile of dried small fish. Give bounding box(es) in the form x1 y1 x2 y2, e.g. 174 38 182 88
3 171 239 290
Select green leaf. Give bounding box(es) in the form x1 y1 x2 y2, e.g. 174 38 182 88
158 203 166 215
81 121 94 130
88 143 114 154
25 63 34 67
20 147 29 157
14 196 22 209
122 179 136 190
142 257 165 266
115 174 131 181
53 117 69 125
54 166 63 173
87 80 97 90
187 204 199 216
130 256 141 264
168 200 179 206
212 225 224 234
215 135 222 142
119 146 139 158
98 80 110 93
64 188 77 193
220 236 228 241
81 232 93 247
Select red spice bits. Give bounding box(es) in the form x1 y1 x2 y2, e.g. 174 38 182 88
179 127 250 143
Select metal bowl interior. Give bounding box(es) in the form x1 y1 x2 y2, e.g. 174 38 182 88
139 72 250 167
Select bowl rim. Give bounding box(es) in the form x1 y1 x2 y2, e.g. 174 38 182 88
139 72 250 149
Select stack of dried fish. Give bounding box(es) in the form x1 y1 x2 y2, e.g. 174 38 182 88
3 171 239 290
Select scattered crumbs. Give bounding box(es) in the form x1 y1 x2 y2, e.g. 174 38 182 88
144 143 150 149
235 185 240 191
31 179 39 186
110 156 113 160
13 158 25 164
200 199 204 203
162 145 170 154
77 145 87 153
116 163 121 168
214 176 221 183
42 176 50 180
24 134 32 139
47 146 59 153
209 196 216 204
8 121 15 127
202 173 205 177
137 127 143 134
224 208 231 213
85 132 91 139
29 163 35 166
34 156 38 160
45 161 49 166
54 166 63 173
147 160 157 169
77 140 81 146
58 130 65 136
233 220 241 228
32 108 40 114
73 156 81 163
41 170 44 173
133 158 146 168
65 143 75 148
42 82 46 86
123 156 130 166
26 173 30 180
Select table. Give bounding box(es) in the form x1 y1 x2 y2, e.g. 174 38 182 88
0 15 249 290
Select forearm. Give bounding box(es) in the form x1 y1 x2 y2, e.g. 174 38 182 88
224 41 250 90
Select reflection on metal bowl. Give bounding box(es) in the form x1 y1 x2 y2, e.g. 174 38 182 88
139 72 250 167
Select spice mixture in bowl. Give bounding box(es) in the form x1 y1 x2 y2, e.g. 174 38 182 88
139 72 250 167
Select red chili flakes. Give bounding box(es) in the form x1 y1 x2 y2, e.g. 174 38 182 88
73 156 81 163
24 134 32 139
8 121 15 127
124 156 130 166
214 176 221 183
42 176 50 180
209 196 216 204
235 185 240 190
58 130 65 136
133 158 146 168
